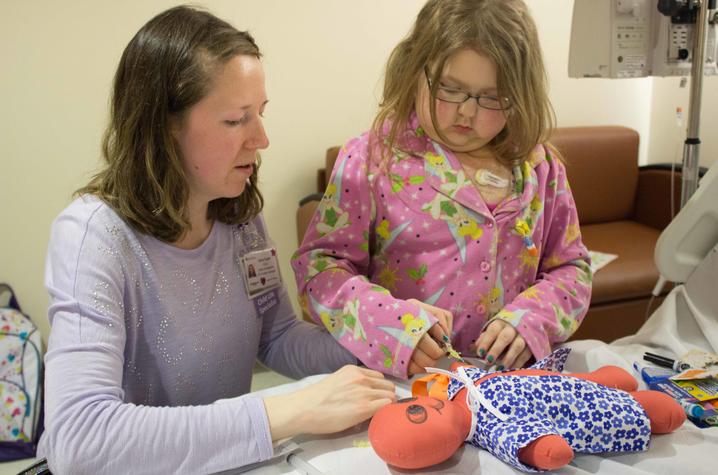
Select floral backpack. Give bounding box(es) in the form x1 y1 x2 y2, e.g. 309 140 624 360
0 283 43 461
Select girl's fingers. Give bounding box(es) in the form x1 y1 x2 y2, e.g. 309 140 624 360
436 311 452 339
408 361 425 376
411 344 436 370
428 323 451 351
475 320 502 360
513 347 533 369
498 335 527 369
417 332 444 360
429 318 449 342
407 299 453 337
485 326 515 367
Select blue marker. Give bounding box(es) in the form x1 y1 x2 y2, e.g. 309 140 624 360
633 362 676 384
676 399 705 419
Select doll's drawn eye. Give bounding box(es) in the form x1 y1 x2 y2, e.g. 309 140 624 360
397 397 417 404
428 399 444 414
406 404 428 424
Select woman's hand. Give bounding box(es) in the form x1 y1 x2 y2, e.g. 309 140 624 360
406 299 454 376
263 365 396 440
475 319 532 370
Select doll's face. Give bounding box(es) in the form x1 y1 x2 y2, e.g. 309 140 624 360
403 397 445 424
368 396 470 469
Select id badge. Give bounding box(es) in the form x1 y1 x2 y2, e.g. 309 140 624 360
241 248 282 299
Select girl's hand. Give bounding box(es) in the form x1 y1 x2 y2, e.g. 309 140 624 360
408 329 445 376
406 298 453 340
264 365 396 440
405 299 454 376
475 319 532 370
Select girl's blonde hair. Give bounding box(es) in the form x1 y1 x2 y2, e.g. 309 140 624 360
373 0 555 165
78 6 264 243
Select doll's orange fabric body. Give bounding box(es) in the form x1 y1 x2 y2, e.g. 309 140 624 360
368 364 685 471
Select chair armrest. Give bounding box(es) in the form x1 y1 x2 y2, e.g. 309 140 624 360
314 147 341 194
633 164 709 231
316 169 327 194
632 166 681 230
296 194 322 245
299 192 324 207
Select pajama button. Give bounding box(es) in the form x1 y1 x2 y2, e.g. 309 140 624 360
480 261 491 272
487 222 494 228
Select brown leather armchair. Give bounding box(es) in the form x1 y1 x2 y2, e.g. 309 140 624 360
296 126 701 342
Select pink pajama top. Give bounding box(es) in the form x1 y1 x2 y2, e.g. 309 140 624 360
292 114 592 378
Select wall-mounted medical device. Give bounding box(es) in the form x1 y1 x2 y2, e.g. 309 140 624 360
569 0 718 78
570 0 717 206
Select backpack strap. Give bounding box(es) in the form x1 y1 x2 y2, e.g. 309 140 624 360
0 283 21 311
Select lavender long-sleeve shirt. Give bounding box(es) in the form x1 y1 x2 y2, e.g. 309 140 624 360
38 196 357 474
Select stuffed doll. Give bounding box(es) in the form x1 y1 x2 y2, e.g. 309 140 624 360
368 348 685 472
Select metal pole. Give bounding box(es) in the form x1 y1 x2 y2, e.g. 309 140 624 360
681 0 710 207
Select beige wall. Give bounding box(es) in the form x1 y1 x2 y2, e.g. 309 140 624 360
649 76 718 167
1 0 715 344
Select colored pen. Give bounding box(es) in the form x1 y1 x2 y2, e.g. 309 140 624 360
676 399 705 419
643 352 691 372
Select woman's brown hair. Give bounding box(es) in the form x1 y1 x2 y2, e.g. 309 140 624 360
373 0 555 166
78 5 264 242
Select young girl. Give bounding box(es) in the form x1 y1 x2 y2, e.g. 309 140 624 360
292 0 592 378
39 6 395 474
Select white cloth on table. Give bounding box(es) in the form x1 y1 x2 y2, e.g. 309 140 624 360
243 244 718 474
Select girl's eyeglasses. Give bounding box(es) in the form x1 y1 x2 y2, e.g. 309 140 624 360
424 66 511 111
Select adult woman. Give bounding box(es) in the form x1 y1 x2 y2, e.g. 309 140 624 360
39 6 394 474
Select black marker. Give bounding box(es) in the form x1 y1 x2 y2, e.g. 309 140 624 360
643 352 691 372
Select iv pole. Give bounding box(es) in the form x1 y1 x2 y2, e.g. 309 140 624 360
680 0 713 206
